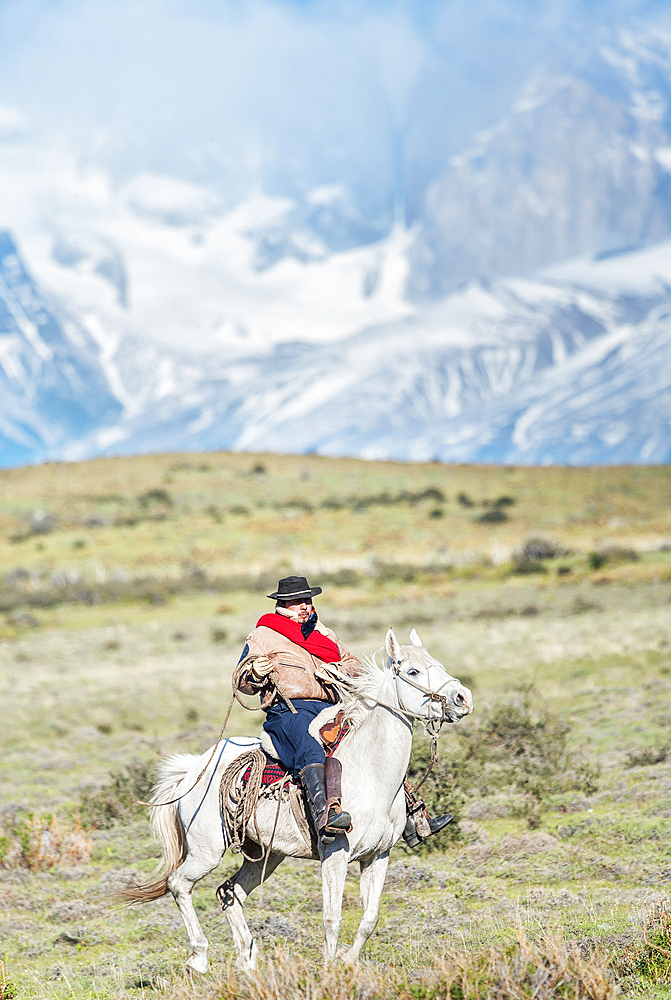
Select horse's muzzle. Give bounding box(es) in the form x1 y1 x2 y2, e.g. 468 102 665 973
443 684 473 722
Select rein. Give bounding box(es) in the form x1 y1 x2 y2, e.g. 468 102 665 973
136 680 265 809
356 656 453 733
390 657 453 735
354 655 454 795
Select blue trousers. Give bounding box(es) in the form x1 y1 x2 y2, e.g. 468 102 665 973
263 699 329 776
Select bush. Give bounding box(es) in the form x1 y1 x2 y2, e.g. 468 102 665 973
625 745 669 767
79 760 156 829
406 738 464 851
412 691 599 827
634 904 671 984
457 491 474 507
321 487 445 514
476 508 508 524
0 813 92 870
512 558 548 575
322 568 363 587
589 546 639 570
137 487 173 508
521 537 563 561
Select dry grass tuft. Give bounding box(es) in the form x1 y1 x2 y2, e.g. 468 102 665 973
162 930 615 1000
624 903 671 986
0 962 17 1000
425 928 616 1000
0 812 92 871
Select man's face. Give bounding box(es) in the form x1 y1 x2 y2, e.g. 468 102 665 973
284 599 313 623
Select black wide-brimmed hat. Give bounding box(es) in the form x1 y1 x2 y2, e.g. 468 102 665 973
267 576 322 602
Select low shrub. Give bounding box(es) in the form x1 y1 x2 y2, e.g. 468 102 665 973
406 739 464 851
570 596 601 615
0 813 92 871
137 487 173 508
520 537 565 561
633 904 671 984
321 487 445 514
321 568 363 587
79 760 156 829
588 546 639 570
456 694 599 800
512 558 548 575
409 690 599 831
476 507 508 524
625 745 669 767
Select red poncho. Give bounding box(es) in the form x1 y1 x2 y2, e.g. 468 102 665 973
256 613 341 663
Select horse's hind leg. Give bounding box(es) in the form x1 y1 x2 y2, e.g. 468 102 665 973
218 852 285 972
341 851 389 964
167 849 223 974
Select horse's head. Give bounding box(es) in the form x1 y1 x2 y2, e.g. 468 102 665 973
385 627 473 725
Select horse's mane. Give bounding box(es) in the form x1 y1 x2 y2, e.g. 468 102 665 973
339 650 388 728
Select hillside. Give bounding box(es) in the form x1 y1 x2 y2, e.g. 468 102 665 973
1 453 671 997
1 453 671 608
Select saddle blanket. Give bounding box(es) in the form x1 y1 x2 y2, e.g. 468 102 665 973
241 720 350 788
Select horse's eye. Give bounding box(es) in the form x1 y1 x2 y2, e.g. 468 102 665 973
407 667 420 676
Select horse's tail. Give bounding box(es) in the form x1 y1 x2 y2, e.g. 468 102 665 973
120 753 195 904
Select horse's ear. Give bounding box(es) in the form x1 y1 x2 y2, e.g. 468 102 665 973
409 628 423 647
385 628 401 660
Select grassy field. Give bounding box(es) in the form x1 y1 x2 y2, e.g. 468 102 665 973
1 453 671 999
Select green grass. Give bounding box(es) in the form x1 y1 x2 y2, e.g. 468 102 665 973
1 453 671 997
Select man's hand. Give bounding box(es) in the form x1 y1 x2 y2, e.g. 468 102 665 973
249 655 274 681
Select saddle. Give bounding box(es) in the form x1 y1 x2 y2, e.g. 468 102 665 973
223 708 351 857
242 709 350 788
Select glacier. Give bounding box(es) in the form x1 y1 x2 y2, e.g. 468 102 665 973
1 22 671 466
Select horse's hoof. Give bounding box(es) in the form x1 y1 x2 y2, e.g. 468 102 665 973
340 949 359 966
234 941 258 973
234 956 258 974
186 954 208 975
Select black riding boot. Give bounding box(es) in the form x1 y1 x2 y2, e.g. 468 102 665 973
402 810 454 848
403 778 453 848
300 762 351 844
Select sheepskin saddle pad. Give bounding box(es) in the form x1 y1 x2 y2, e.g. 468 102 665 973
241 706 351 788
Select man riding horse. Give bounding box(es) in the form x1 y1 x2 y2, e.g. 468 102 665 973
233 575 453 847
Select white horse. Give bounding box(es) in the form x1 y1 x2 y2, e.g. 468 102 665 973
125 628 473 972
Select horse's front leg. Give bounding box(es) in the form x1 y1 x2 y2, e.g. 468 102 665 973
341 851 389 964
320 841 349 963
219 852 285 972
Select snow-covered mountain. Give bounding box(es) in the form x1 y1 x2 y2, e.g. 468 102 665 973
3 226 671 467
2 23 671 466
61 239 671 466
0 234 121 466
409 28 671 297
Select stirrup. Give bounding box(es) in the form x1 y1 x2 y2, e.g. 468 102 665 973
403 812 453 848
323 803 351 834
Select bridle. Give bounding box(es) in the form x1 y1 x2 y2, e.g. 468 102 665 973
352 654 458 739
388 655 456 737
